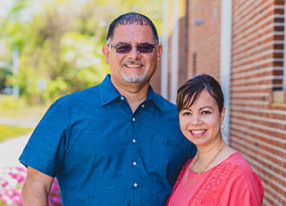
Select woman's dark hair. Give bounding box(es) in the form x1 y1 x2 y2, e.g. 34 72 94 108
106 12 159 45
177 74 224 113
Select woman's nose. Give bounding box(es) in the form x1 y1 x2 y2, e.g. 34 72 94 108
191 114 202 125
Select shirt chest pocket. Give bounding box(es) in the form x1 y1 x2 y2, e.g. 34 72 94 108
150 136 184 174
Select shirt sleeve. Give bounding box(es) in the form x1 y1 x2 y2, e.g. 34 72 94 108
19 98 68 177
221 165 264 206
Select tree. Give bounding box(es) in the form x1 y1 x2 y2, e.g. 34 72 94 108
0 0 162 104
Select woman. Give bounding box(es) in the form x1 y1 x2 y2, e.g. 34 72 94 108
167 74 263 206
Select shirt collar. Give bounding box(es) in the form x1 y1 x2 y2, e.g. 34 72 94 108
145 86 164 111
99 74 121 105
99 74 164 111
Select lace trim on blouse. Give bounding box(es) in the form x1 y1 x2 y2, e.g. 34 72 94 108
187 161 238 206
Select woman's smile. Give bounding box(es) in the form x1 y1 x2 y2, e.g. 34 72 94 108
190 129 207 137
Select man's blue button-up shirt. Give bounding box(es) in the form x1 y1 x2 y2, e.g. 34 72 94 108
19 74 196 205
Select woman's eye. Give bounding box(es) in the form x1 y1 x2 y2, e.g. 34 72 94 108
182 111 191 116
202 111 211 115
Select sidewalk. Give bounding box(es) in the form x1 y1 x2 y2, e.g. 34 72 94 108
0 134 30 168
0 118 39 128
0 118 38 169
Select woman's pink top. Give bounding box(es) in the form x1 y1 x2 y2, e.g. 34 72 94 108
167 152 263 206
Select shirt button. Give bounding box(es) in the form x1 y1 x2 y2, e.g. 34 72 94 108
132 117 135 122
133 161 137 166
141 104 145 108
133 183 138 188
120 96 124 101
132 139 136 143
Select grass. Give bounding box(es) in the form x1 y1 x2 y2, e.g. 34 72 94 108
0 124 34 143
0 95 48 120
0 95 48 143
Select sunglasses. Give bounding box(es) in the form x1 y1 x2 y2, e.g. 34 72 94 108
108 42 157 54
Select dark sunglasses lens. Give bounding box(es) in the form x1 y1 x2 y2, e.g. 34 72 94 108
138 44 155 53
116 45 132 53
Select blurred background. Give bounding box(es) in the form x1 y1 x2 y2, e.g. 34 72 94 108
0 0 162 119
1 0 286 205
0 1 162 205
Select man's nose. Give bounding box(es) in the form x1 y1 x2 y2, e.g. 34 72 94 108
128 46 141 59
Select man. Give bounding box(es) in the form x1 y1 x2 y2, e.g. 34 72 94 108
20 12 196 205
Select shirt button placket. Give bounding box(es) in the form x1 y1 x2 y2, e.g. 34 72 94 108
131 115 138 204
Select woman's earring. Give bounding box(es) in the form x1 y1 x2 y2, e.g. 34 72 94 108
221 123 225 130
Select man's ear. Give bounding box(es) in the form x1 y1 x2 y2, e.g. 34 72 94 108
156 45 163 62
102 45 110 63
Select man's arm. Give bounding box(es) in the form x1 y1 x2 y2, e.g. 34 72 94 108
22 167 54 206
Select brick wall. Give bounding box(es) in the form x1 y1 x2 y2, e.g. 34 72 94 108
164 0 286 205
178 3 189 88
187 0 221 80
150 60 161 93
231 1 286 205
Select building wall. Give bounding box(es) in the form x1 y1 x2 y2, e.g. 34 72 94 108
187 0 221 80
163 0 286 205
177 9 189 88
231 1 286 205
150 59 161 93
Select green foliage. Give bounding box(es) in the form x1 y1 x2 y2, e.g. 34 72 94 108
0 95 26 110
0 124 33 143
0 0 162 104
0 95 48 119
0 68 7 91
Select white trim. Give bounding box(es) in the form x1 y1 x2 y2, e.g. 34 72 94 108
12 47 19 98
161 0 169 99
220 0 232 144
170 0 179 103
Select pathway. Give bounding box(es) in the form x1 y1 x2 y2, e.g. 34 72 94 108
0 134 30 168
0 118 38 128
0 118 38 168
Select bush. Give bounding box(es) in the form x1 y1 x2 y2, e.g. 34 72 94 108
0 96 26 111
0 167 62 206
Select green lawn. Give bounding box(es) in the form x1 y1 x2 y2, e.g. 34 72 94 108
0 124 33 143
0 95 49 119
0 95 47 143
